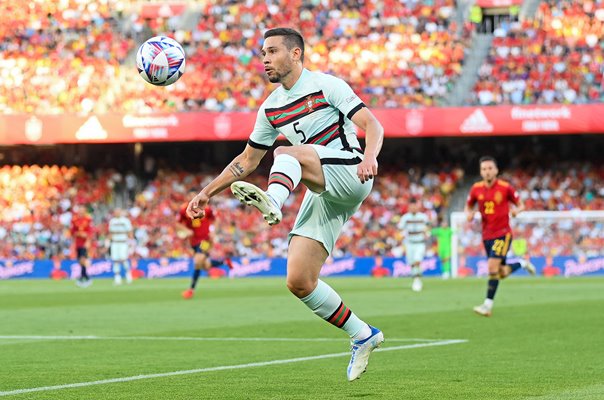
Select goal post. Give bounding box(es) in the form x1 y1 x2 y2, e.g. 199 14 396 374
450 210 604 278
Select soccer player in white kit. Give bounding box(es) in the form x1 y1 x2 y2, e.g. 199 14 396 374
398 198 430 292
187 28 385 381
108 208 133 285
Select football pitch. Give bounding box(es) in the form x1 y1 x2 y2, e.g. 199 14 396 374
1 277 603 399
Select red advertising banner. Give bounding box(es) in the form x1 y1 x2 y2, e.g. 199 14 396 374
0 104 602 145
476 0 523 7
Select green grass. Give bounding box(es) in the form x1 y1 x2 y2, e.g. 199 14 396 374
1 277 603 399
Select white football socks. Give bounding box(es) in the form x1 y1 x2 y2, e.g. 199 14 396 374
266 154 301 209
301 280 371 340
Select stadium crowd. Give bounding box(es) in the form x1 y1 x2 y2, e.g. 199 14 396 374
1 161 603 261
504 163 604 211
0 163 464 260
459 219 604 259
0 0 468 114
0 1 603 263
459 163 604 258
1 0 602 113
471 0 604 105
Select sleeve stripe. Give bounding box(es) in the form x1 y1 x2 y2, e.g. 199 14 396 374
247 139 271 150
346 103 366 120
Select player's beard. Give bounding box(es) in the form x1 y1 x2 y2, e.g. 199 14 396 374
268 62 293 84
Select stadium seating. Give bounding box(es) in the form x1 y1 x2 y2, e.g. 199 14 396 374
470 0 604 105
1 161 602 259
503 164 604 211
0 1 602 261
0 165 464 259
0 0 468 113
0 157 602 260
0 165 114 259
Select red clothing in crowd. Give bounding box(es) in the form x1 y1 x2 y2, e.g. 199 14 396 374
178 204 214 247
467 179 519 240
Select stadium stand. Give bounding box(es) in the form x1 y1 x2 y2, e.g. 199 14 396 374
0 1 602 263
1 159 602 260
470 0 604 105
0 0 470 113
0 165 115 259
0 164 465 259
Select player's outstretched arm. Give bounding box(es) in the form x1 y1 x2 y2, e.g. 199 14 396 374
464 203 475 222
187 145 267 219
175 222 193 237
511 198 525 217
350 107 384 183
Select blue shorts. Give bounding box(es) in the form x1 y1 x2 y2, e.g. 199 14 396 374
483 233 512 264
76 247 88 259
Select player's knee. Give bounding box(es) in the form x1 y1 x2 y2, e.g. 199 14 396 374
193 257 206 270
273 146 290 157
274 145 313 164
286 277 314 298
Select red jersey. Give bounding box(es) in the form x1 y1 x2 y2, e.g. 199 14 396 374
178 204 214 246
71 214 93 248
467 179 519 240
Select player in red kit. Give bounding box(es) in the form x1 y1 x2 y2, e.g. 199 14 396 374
465 156 535 317
71 205 93 287
178 192 232 299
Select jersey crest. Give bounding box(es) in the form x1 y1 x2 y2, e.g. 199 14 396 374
305 96 316 113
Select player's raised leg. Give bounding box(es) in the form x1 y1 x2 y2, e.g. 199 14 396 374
288 236 383 381
209 257 234 270
231 145 323 225
500 259 536 278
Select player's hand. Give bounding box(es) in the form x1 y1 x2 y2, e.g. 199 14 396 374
466 212 474 222
186 191 209 219
357 154 378 183
176 229 192 239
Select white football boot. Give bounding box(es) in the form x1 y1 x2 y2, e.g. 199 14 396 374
347 325 384 381
519 259 537 276
231 181 282 225
411 278 423 292
473 303 493 317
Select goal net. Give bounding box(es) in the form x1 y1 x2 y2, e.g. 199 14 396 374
450 210 604 278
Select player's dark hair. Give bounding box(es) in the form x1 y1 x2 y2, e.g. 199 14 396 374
409 198 418 204
479 156 497 167
264 28 305 62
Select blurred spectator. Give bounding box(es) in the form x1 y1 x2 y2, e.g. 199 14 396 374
0 162 463 259
470 0 604 105
1 160 602 260
0 0 469 114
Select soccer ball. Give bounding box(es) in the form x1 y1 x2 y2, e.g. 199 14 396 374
136 36 186 86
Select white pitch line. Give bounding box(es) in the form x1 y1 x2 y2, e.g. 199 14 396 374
0 339 467 397
0 335 461 343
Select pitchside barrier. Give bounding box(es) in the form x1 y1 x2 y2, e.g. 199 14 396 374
1 254 603 280
450 210 604 278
